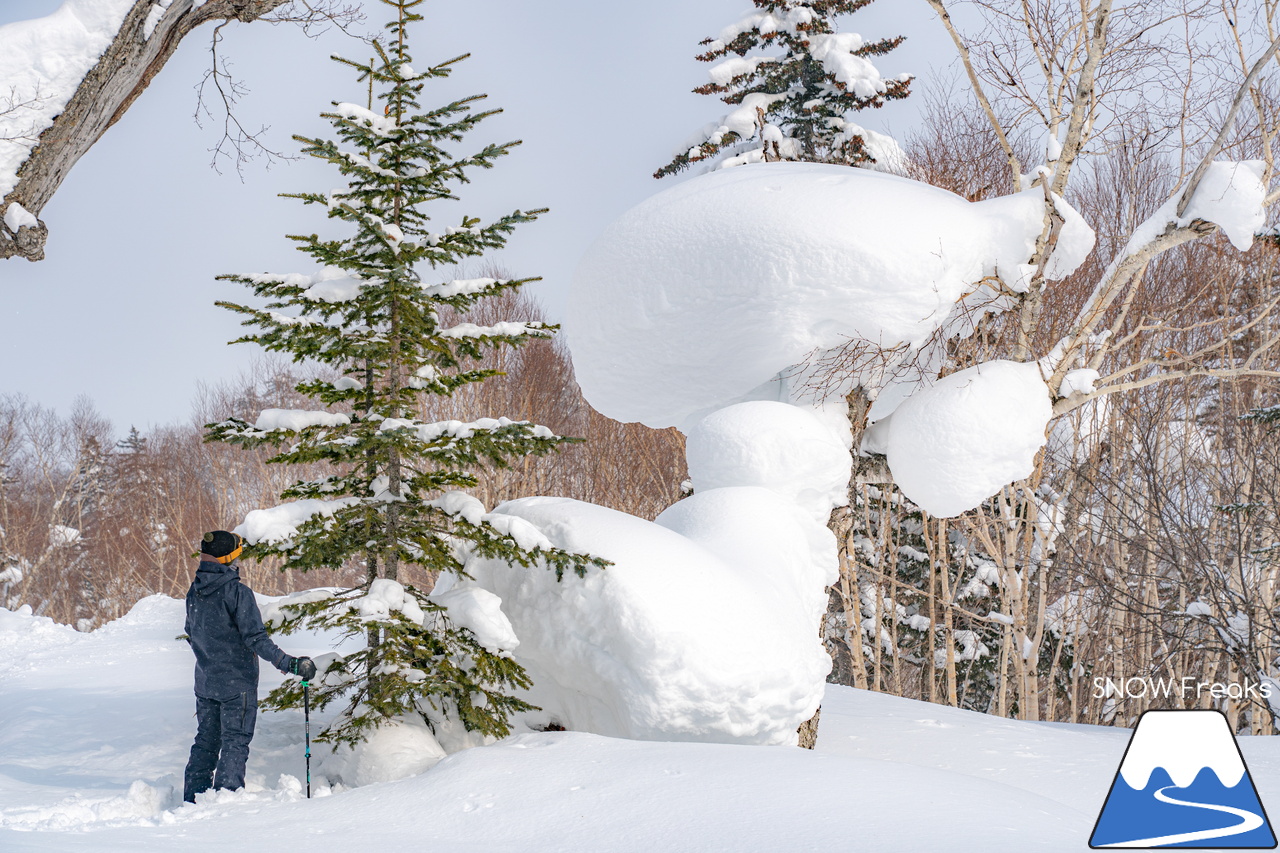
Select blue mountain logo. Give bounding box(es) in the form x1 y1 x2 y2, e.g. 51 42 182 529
1091 710 1277 848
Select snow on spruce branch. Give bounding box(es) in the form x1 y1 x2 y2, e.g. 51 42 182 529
255 408 352 431
237 497 361 547
244 267 367 303
425 491 552 552
332 102 401 137
422 277 511 299
657 0 911 178
376 415 557 444
439 321 551 340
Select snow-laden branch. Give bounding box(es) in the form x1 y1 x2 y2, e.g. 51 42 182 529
1049 156 1270 398
1050 285 1280 415
0 0 360 262
237 496 361 546
1059 365 1280 415
1175 31 1280 219
438 321 551 340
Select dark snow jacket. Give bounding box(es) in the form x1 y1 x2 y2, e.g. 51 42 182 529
185 558 290 700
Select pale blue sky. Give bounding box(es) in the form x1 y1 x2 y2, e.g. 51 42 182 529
0 0 954 431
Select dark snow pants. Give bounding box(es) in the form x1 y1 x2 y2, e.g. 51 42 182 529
183 691 258 803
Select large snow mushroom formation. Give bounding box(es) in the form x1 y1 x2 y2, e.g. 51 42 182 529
435 162 1099 748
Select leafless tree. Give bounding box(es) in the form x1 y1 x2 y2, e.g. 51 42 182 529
819 0 1280 730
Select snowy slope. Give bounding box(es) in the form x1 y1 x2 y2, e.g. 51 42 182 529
5 597 1280 852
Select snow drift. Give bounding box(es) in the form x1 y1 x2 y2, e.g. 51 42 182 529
459 494 835 746
481 163 1090 740
323 716 447 787
450 396 851 747
0 597 1151 852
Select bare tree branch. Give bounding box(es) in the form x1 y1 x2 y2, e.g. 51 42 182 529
0 84 47 141
924 0 1025 192
193 21 295 175
1049 0 1111 196
1176 30 1280 218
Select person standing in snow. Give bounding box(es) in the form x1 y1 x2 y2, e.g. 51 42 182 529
182 530 316 803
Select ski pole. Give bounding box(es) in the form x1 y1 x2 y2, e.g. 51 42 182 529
302 679 311 799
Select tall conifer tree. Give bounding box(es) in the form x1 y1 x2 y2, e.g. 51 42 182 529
656 0 911 178
207 0 605 746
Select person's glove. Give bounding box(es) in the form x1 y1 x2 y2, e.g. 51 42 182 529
289 656 317 680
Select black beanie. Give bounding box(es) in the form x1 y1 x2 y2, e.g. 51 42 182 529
200 530 241 558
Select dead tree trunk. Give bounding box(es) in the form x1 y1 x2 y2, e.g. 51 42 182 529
0 0 291 261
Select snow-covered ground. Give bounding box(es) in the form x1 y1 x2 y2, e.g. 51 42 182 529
10 595 1278 851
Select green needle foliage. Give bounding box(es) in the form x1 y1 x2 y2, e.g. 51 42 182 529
206 0 607 746
656 0 911 178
